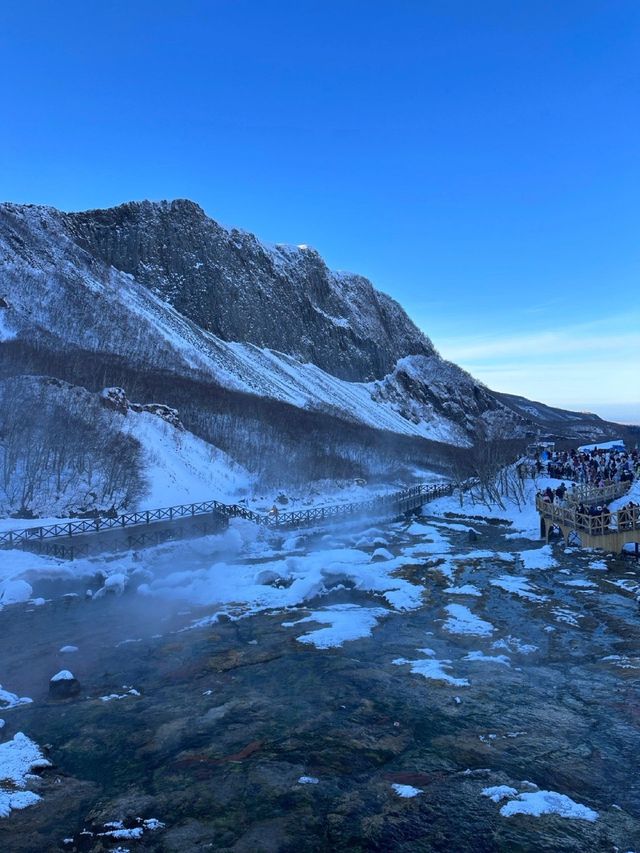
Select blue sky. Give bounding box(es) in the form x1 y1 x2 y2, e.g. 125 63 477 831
1 1 638 420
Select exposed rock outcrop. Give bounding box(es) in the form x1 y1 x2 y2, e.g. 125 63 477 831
65 200 434 382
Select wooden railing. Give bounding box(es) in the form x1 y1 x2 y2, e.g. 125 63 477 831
564 481 630 506
536 494 640 537
0 482 452 552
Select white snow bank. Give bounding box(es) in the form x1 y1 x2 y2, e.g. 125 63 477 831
141 524 425 626
609 479 640 512
0 732 51 818
93 573 127 598
371 547 393 561
0 547 100 590
403 525 453 558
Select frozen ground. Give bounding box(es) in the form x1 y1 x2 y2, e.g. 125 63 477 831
0 480 639 851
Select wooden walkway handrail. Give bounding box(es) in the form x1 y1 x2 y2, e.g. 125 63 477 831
536 494 640 537
0 482 453 551
564 481 630 505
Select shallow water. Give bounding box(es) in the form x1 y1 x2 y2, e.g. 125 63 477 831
1 513 639 852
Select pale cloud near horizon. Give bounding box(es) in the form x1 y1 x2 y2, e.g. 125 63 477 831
433 313 639 414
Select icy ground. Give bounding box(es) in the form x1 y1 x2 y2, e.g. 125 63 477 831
0 478 639 851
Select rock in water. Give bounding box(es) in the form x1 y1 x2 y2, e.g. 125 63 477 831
49 670 80 699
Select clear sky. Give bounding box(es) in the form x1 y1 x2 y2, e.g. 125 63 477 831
1 1 638 421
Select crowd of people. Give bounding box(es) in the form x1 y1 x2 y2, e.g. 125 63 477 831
539 446 639 485
538 478 639 533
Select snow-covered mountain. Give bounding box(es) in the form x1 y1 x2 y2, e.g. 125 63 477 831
0 199 622 515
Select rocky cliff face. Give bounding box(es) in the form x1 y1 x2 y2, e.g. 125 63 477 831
65 200 434 382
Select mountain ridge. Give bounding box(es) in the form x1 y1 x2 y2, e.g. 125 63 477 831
64 198 435 382
0 198 626 515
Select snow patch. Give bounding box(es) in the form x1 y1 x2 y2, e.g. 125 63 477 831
482 785 518 803
0 580 33 608
0 732 51 819
488 788 599 821
442 604 494 636
463 651 510 666
444 584 482 597
518 546 558 571
50 670 74 682
0 687 32 711
282 604 387 649
100 687 141 702
391 783 423 798
490 576 546 602
393 649 469 687
492 636 538 654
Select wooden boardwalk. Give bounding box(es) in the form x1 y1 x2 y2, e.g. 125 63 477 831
0 482 452 559
537 482 639 554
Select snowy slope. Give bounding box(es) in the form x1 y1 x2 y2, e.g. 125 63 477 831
119 410 253 508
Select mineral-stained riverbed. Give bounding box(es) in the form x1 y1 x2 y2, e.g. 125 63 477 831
1 511 639 852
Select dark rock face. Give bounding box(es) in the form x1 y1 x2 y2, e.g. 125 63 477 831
100 386 128 414
65 200 434 382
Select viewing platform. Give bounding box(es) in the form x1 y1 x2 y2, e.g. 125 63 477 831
537 482 639 554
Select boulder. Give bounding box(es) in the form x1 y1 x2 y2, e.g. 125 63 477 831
49 670 81 699
371 547 394 562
